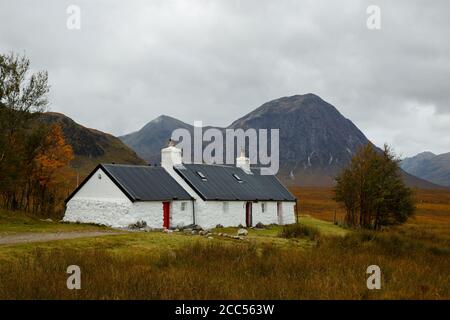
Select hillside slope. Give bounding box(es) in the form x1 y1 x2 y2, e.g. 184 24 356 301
40 112 145 177
401 152 450 187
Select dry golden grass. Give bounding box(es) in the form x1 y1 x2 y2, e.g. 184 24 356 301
0 232 447 299
291 187 450 231
290 187 346 222
0 187 448 299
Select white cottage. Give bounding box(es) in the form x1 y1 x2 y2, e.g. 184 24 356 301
64 145 297 229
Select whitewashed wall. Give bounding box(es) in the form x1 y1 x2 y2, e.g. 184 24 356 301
65 198 131 227
194 201 247 229
279 201 297 225
252 202 278 225
194 200 297 229
129 200 194 228
64 168 195 228
64 166 296 229
72 168 130 200
64 167 132 227
65 198 194 228
167 200 194 228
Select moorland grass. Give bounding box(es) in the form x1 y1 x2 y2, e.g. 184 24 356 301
0 228 448 299
0 188 449 299
279 223 320 240
0 209 110 234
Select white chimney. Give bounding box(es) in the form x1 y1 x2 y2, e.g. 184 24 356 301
161 139 182 169
236 148 251 173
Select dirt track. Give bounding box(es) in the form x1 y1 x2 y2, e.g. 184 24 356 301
0 231 122 245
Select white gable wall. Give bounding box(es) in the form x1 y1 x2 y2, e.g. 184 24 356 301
71 168 129 200
64 167 133 226
64 168 195 228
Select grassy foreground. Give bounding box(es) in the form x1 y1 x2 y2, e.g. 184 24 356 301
0 188 449 299
0 209 109 235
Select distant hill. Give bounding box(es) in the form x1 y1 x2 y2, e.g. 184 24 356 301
401 152 450 187
40 112 145 177
120 115 193 166
119 94 441 189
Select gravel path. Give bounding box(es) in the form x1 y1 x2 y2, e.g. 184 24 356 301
0 231 122 245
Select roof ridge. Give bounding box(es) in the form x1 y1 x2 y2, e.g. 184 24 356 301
102 163 160 168
183 162 235 168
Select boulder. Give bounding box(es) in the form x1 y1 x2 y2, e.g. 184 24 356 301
255 222 265 229
237 228 248 236
128 220 147 230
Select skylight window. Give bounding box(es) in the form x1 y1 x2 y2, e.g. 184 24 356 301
232 173 242 182
196 171 207 180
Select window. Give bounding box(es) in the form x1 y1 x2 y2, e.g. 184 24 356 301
223 202 229 213
196 171 207 180
232 173 242 182
181 202 187 211
261 202 266 213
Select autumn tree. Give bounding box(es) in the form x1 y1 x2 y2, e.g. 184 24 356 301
31 124 74 214
334 144 415 230
0 51 74 216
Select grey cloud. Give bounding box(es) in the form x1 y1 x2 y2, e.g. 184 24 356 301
0 0 449 157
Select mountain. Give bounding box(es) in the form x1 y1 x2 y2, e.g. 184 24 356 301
401 152 450 187
120 115 193 165
119 94 441 188
40 112 145 177
228 94 368 185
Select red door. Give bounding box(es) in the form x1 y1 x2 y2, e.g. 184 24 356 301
163 202 170 229
245 202 252 227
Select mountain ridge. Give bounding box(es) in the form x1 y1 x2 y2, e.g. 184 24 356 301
401 152 450 187
118 94 443 189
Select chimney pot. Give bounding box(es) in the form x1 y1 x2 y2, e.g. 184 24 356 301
236 149 251 172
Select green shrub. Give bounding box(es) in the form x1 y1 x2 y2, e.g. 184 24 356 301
279 223 320 240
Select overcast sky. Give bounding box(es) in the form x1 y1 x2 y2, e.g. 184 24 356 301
1 0 449 157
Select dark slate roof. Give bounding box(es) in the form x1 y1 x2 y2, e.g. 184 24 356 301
173 164 296 201
66 164 193 203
